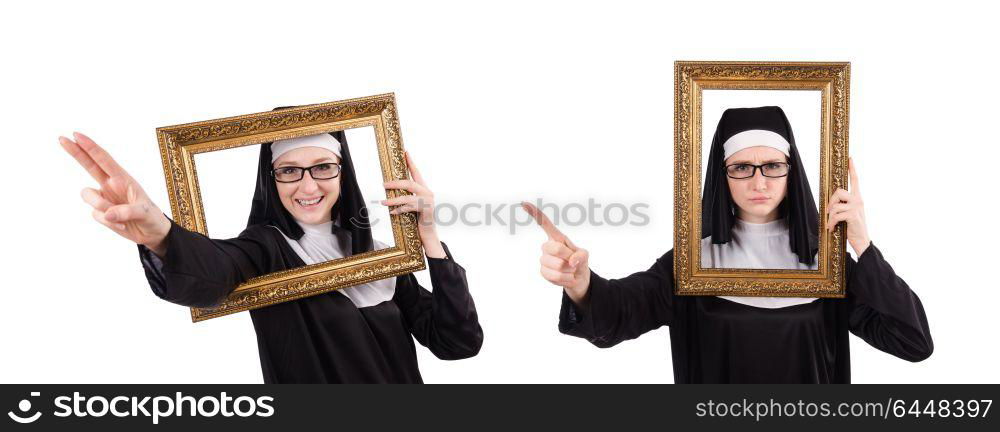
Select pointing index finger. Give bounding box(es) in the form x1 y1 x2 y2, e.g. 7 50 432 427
405 151 427 186
74 132 128 179
849 157 861 196
521 201 568 243
60 135 109 183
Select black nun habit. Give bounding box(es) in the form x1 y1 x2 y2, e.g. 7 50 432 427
557 106 933 383
137 127 483 383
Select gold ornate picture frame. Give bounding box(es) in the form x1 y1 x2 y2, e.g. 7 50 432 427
155 93 426 322
673 61 850 297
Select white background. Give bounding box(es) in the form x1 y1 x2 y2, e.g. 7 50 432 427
2 0 997 383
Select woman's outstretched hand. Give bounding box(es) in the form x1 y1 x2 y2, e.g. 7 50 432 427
826 157 871 256
521 202 591 306
382 151 446 259
60 132 172 257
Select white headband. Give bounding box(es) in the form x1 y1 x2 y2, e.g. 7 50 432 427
722 129 790 160
270 133 342 163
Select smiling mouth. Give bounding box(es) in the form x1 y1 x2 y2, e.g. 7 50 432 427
295 196 324 208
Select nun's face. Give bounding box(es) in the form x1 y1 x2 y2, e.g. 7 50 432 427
725 146 788 223
273 146 342 225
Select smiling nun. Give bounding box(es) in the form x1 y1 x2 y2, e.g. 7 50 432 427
62 128 483 384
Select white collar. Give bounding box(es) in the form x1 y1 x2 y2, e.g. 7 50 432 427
732 218 789 237
271 221 395 308
707 217 819 309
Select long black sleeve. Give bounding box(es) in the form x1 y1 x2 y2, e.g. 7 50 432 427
558 250 676 348
846 242 934 362
138 218 279 308
393 242 484 360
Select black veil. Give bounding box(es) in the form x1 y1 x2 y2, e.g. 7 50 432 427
700 106 819 265
246 107 374 255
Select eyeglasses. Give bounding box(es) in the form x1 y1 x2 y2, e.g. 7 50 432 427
271 163 342 183
724 162 791 179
